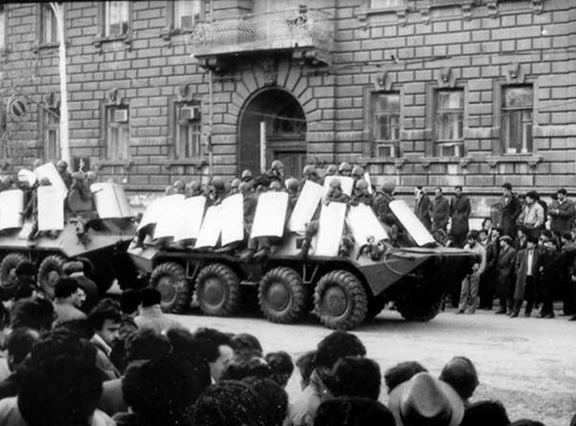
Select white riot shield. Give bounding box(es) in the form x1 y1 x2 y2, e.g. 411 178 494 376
288 181 324 233
364 172 373 194
91 182 132 219
250 192 288 238
346 204 388 245
153 195 186 239
173 196 206 242
221 194 244 246
195 205 222 248
313 202 347 257
34 163 68 196
138 197 163 231
390 199 436 246
0 190 24 230
38 186 65 231
323 176 354 197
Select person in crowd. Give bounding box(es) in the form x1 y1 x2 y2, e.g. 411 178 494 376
439 356 479 407
285 331 366 426
498 183 522 239
268 160 286 185
220 352 272 382
414 186 432 230
166 328 212 391
373 182 396 227
231 333 263 356
323 178 350 206
67 171 94 215
351 165 365 183
324 165 338 178
457 231 487 315
516 227 528 250
388 371 464 426
517 191 545 240
110 289 141 373
53 277 87 325
495 235 517 315
460 399 510 426
241 169 254 183
295 350 316 390
192 327 235 383
0 333 112 426
548 188 575 236
482 217 494 237
449 185 471 248
63 260 99 313
8 297 55 332
0 327 40 401
337 162 352 177
265 351 294 388
314 397 396 426
88 299 123 380
479 227 501 310
56 159 73 188
244 376 289 426
432 186 450 236
134 287 184 333
511 235 540 318
324 356 381 401
537 231 559 319
350 180 372 207
383 360 428 394
302 165 321 184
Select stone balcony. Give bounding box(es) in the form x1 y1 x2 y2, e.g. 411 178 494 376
190 8 334 72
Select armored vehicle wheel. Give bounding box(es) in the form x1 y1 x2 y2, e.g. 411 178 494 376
195 263 241 317
395 291 443 322
314 270 368 330
0 253 27 295
259 267 307 324
365 297 387 322
149 262 191 313
38 255 67 298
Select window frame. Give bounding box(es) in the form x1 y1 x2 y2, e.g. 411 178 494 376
500 85 534 155
426 84 467 158
165 0 203 36
0 5 7 53
39 106 61 162
99 104 130 161
168 99 204 161
363 87 403 159
94 1 132 50
37 3 61 48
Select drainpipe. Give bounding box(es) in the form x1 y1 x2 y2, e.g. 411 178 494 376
207 0 215 180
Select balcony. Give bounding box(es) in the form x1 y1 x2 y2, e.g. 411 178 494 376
190 8 334 72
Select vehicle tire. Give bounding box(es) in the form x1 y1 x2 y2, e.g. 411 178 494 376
259 267 307 324
395 290 443 322
149 262 191 313
314 270 368 330
195 263 241 317
0 253 27 296
38 254 67 298
365 297 387 322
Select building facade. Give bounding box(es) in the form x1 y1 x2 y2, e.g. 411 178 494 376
0 0 574 215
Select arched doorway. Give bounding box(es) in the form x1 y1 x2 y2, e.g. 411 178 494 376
238 88 307 178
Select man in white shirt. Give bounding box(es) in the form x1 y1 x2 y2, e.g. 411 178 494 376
457 231 487 315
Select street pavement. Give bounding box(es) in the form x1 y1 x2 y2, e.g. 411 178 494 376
169 306 576 426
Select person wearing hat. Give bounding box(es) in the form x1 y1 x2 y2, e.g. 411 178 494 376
449 186 471 248
511 235 540 318
373 182 396 226
324 164 338 178
337 162 352 177
302 165 320 184
56 160 73 189
516 191 545 240
388 371 464 426
323 179 350 206
351 180 373 207
351 166 365 183
456 230 486 315
548 188 575 236
497 183 522 239
495 235 517 314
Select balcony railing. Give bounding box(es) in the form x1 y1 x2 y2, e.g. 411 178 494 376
190 9 334 59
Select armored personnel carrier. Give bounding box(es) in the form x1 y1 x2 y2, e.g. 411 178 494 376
0 165 137 298
128 179 476 330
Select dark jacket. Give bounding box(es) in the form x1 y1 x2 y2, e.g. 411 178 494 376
415 194 432 230
496 245 517 298
549 198 575 235
432 195 450 232
372 191 395 225
498 194 522 238
450 194 471 237
514 247 541 300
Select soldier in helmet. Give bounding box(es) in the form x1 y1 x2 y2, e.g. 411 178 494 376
351 165 365 183
241 169 254 183
264 160 285 187
286 178 301 218
56 160 73 189
302 165 320 184
173 180 186 195
67 172 93 215
373 182 396 226
351 180 373 207
323 178 350 206
337 162 352 177
208 178 227 206
324 164 338 177
229 178 241 195
186 180 203 198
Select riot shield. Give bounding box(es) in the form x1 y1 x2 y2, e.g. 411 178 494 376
347 203 388 244
323 176 354 197
195 205 222 248
173 196 206 242
153 195 186 239
34 163 67 196
0 189 24 230
288 180 324 233
221 194 244 246
251 192 289 238
91 182 132 219
313 202 347 257
38 186 65 231
390 199 436 246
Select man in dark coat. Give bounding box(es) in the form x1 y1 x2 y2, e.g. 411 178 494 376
511 235 540 318
449 186 471 248
431 187 450 235
548 188 575 236
414 186 432 230
497 183 522 239
479 228 501 310
495 235 517 314
537 231 559 319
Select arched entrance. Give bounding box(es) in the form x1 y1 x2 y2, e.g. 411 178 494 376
238 88 307 178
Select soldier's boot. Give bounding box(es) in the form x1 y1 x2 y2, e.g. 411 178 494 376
299 239 311 258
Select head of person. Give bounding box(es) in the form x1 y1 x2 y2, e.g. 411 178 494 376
490 228 501 241
54 277 85 308
435 186 443 197
231 333 263 356
220 353 271 382
314 331 366 376
414 185 423 197
526 235 538 249
9 297 55 332
556 187 567 201
460 399 510 426
338 162 352 177
62 260 84 277
125 328 172 364
302 165 318 181
328 178 343 198
467 230 480 248
355 179 370 196
15 261 37 281
51 318 95 340
271 160 284 178
265 351 294 388
229 178 241 194
173 179 185 194
241 169 254 182
439 356 479 402
382 181 395 195
314 397 396 426
384 360 428 393
192 327 234 382
187 180 202 196
286 178 300 194
525 191 538 205
325 356 381 400
351 165 364 181
120 288 142 316
502 182 512 197
17 333 103 426
140 287 162 308
482 218 493 230
243 377 288 426
499 235 512 249
325 164 338 176
123 356 205 426
6 327 40 371
87 299 122 347
56 160 68 174
296 350 316 389
209 178 226 198
455 185 463 196
269 180 282 192
478 229 488 243
388 372 464 426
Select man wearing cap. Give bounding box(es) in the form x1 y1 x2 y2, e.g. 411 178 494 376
456 230 486 314
497 183 522 239
449 186 471 248
517 191 545 240
495 235 517 314
548 188 575 236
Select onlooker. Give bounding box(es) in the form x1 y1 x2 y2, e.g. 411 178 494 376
110 289 141 374
457 231 487 315
512 235 540 318
414 186 432 230
498 183 522 239
495 235 517 315
88 299 123 380
383 360 428 394
265 351 294 388
295 350 316 390
439 356 479 406
432 186 450 235
231 332 263 356
548 188 575 236
8 297 54 332
461 399 510 426
53 277 87 325
479 228 501 310
244 377 289 426
0 327 40 401
192 327 235 383
449 185 472 248
537 232 559 319
517 191 545 240
63 260 99 313
220 353 272 382
314 397 395 426
324 356 381 400
134 287 184 334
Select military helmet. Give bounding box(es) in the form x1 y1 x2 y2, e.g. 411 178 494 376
325 165 338 176
271 160 284 171
352 165 365 178
231 178 241 189
302 165 317 177
338 162 352 172
241 169 253 181
329 178 342 188
356 179 369 190
210 178 226 192
286 178 300 191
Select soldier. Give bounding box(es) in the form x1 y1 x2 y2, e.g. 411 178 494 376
267 160 285 185
351 166 365 183
56 160 73 189
324 165 338 178
286 178 301 218
172 180 185 195
302 165 321 184
337 162 352 177
208 178 227 206
229 178 241 195
67 172 93 215
323 179 350 206
351 180 373 207
241 169 254 183
373 182 396 226
185 180 203 198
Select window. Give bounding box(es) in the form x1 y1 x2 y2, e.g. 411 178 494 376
370 0 406 8
174 0 201 31
175 103 202 159
105 1 129 37
44 108 60 161
106 106 129 159
0 6 5 50
40 4 58 45
435 90 463 142
373 92 400 157
501 86 533 154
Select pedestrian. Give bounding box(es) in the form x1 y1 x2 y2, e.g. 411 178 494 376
52 277 87 325
457 231 486 315
134 287 184 334
414 186 432 230
479 228 501 310
511 235 540 318
449 186 471 248
548 188 575 236
497 183 522 239
63 260 99 313
432 186 450 236
516 191 545 240
495 235 517 314
537 231 559 319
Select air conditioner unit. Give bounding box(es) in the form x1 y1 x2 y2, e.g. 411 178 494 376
180 106 201 121
114 109 129 123
439 144 461 157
